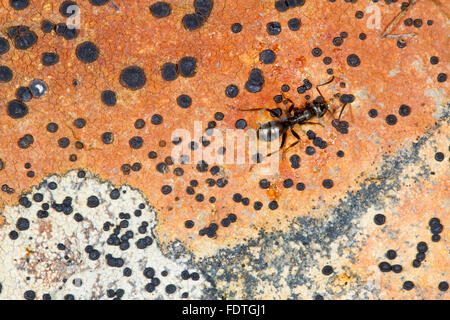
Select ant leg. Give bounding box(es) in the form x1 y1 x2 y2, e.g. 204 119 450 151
315 76 335 101
303 121 325 127
282 128 301 157
337 103 348 121
284 98 295 116
228 106 282 118
265 131 287 158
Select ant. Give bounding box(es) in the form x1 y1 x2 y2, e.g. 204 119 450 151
229 76 349 159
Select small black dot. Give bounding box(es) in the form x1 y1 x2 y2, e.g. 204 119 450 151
322 265 333 276
430 56 439 65
386 114 397 125
437 73 447 82
7 100 28 119
398 105 411 117
151 114 163 125
101 132 114 144
347 54 361 67
312 47 322 57
368 109 378 118
288 18 301 31
434 152 444 162
129 136 143 149
322 179 333 189
0 66 13 83
374 214 386 225
182 13 203 31
235 119 247 129
231 23 242 33
403 281 414 291
87 195 99 208
42 52 59 66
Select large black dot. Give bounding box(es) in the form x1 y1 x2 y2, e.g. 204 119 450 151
42 52 59 66
150 2 171 18
10 0 29 10
76 41 99 63
225 84 239 98
87 195 100 208
101 90 117 106
182 13 203 30
347 54 361 67
120 66 146 90
161 63 178 81
7 100 28 119
0 66 13 82
177 94 192 108
179 57 197 77
0 37 10 55
260 49 276 64
59 1 77 17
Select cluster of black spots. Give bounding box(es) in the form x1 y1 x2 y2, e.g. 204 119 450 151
412 241 428 268
7 26 37 50
220 214 237 227
18 134 34 149
161 57 197 81
428 218 443 242
182 0 213 31
289 154 300 169
120 66 146 90
199 222 218 238
296 79 312 94
76 41 99 63
274 0 305 12
245 69 264 93
149 2 171 18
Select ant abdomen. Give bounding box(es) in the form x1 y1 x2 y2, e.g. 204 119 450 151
257 120 285 142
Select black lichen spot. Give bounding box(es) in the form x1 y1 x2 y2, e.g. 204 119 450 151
185 220 194 229
179 57 197 77
182 13 204 31
75 41 99 63
129 136 143 149
260 49 276 64
8 26 37 50
101 132 114 144
266 22 281 35
87 195 99 208
101 90 117 106
231 23 242 33
347 54 361 67
398 104 411 117
177 94 192 108
58 137 70 148
161 63 179 81
437 73 447 83
10 0 29 10
225 84 239 98
7 100 28 119
374 214 386 225
60 1 77 17
150 2 171 18
235 119 247 129
0 37 10 55
29 79 47 98
18 134 34 149
89 0 109 6
434 152 444 162
0 66 13 82
311 47 322 57
42 52 59 66
322 179 333 189
245 68 264 93
151 114 163 125
120 66 146 90
288 18 301 31
386 114 397 125
322 265 333 276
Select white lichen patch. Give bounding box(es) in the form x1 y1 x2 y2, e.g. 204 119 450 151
0 170 207 300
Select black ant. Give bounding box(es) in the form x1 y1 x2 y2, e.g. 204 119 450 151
229 76 349 159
